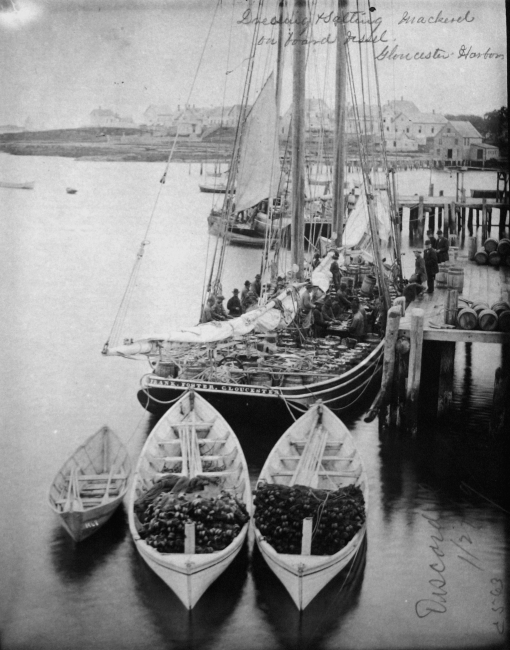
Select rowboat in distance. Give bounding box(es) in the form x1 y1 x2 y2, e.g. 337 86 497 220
128 390 251 609
48 426 131 542
253 401 368 610
0 181 34 190
66 187 78 194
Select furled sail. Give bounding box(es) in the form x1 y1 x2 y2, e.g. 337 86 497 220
234 74 281 214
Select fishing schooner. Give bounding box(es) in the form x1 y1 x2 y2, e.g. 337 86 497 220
104 0 402 422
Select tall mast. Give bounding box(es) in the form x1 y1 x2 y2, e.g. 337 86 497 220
291 0 306 279
332 0 348 248
275 0 286 118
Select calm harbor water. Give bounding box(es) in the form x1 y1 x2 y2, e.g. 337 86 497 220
0 153 508 650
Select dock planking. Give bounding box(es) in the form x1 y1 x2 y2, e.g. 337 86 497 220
399 253 510 344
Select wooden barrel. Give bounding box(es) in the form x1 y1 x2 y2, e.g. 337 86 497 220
446 267 464 293
347 264 361 286
450 246 459 261
474 248 488 265
490 301 510 316
435 263 449 288
478 309 498 331
472 301 490 315
180 365 206 379
250 372 273 387
155 361 178 378
282 374 304 387
497 238 510 256
457 307 477 330
483 237 499 253
360 273 376 296
488 250 501 266
498 310 510 333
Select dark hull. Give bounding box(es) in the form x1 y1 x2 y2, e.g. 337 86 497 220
199 184 228 194
137 341 383 425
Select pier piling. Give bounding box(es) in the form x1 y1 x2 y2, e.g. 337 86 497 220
405 308 425 435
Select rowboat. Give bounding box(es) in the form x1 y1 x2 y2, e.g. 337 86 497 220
253 401 368 610
48 426 131 542
0 181 34 190
66 187 78 194
128 390 251 609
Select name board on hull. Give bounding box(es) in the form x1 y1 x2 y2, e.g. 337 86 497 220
148 378 280 396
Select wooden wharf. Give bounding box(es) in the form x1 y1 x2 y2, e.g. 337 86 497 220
367 174 510 436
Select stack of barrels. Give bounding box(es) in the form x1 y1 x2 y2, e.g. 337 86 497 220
457 300 510 332
436 263 464 293
474 238 510 266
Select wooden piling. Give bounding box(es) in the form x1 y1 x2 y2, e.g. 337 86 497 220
482 199 487 242
406 308 425 435
393 296 406 316
443 203 449 238
437 342 456 417
444 289 459 325
490 344 510 437
450 201 456 235
365 305 401 424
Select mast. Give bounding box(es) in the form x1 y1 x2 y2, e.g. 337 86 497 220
291 0 306 279
332 0 348 248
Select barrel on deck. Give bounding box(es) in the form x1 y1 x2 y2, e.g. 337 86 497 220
360 274 376 296
155 360 178 378
483 237 499 253
435 263 449 288
446 267 464 293
472 302 490 316
488 251 501 266
282 374 304 387
474 248 488 265
491 301 510 316
477 309 498 331
498 310 510 333
457 307 478 330
250 372 273 387
497 238 510 256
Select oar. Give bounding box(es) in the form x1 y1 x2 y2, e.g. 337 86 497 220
72 467 83 510
64 468 74 511
101 463 116 505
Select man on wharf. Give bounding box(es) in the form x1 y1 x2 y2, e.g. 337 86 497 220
424 240 439 294
413 249 427 285
330 252 342 291
436 230 450 262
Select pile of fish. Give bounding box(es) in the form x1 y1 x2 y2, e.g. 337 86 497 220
134 475 249 554
254 482 365 555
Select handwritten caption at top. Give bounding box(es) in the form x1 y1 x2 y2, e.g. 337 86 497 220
237 8 505 61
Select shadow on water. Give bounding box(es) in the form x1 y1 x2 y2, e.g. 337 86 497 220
252 538 367 650
129 539 249 650
50 505 127 584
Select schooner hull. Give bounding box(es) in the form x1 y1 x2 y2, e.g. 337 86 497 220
137 340 383 419
255 526 366 610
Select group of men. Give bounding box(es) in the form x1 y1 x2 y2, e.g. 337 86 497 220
411 228 449 296
201 272 288 323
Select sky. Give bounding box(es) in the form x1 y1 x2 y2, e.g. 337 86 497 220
0 0 507 129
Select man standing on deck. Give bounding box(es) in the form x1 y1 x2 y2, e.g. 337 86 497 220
201 297 216 323
436 230 450 262
212 295 229 320
299 280 315 337
240 280 251 312
253 274 262 297
423 239 439 293
330 252 342 291
427 229 437 249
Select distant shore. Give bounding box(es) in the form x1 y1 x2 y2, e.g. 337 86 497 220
0 126 432 164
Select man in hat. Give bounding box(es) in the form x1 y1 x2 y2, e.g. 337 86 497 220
253 274 262 297
299 280 315 336
426 229 437 249
212 295 229 320
436 229 449 263
227 288 242 317
330 251 342 291
240 280 251 312
413 249 427 285
423 239 439 293
311 251 321 270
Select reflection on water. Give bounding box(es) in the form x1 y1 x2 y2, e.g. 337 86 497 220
50 506 128 584
252 539 367 650
130 541 250 650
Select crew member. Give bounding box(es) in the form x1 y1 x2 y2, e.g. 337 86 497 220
212 295 229 320
436 229 450 262
201 297 216 323
423 239 439 293
227 288 242 317
348 298 366 340
330 252 342 291
426 229 437 249
299 280 315 337
413 249 427 285
403 275 425 309
241 280 251 312
311 252 321 269
253 274 262 297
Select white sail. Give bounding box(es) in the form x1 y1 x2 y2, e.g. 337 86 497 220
234 74 281 214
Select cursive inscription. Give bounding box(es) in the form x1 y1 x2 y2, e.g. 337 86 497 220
459 45 505 60
415 511 448 618
376 45 450 61
398 10 475 25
